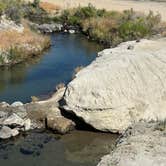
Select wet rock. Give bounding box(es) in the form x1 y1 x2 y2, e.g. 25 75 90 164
26 87 66 129
0 126 19 139
24 119 31 131
11 128 19 137
0 87 74 138
3 113 24 127
20 147 34 155
64 38 166 133
12 106 27 119
46 109 75 134
0 102 9 108
11 101 23 107
68 29 75 34
0 111 8 119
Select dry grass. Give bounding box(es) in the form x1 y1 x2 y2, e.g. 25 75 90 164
0 23 50 50
39 2 61 13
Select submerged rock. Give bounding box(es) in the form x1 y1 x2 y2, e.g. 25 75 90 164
64 38 166 133
97 122 166 166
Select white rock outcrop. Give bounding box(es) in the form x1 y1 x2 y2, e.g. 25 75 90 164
64 38 166 133
97 122 166 166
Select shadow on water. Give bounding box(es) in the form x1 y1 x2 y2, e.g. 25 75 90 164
0 130 118 166
0 33 104 104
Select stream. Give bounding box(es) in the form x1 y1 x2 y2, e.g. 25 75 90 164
0 33 103 104
0 33 118 166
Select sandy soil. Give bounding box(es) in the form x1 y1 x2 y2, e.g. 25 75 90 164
37 0 166 21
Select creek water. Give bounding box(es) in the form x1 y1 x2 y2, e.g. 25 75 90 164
0 130 118 166
0 33 103 104
0 33 118 166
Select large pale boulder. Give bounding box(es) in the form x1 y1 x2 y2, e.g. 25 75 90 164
64 38 166 133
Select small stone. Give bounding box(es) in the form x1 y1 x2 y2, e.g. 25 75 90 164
24 119 31 131
0 111 8 119
46 113 75 134
11 128 19 137
3 113 24 127
11 101 23 107
127 45 134 50
0 102 9 108
13 106 27 119
0 126 12 139
69 29 75 34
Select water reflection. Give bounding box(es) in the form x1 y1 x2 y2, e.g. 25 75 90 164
0 55 42 93
61 131 118 165
0 33 103 103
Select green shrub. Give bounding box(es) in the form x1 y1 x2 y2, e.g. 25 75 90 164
81 9 163 46
0 0 50 24
0 0 23 23
59 4 107 26
33 0 40 8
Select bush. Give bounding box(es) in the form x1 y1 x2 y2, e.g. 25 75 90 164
59 4 107 26
0 0 24 23
81 9 163 46
0 0 50 24
22 2 50 24
57 6 164 46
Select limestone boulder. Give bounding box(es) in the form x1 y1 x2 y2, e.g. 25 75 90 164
64 38 166 133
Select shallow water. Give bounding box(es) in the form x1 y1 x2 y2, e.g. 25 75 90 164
0 130 118 166
0 33 103 103
0 33 117 166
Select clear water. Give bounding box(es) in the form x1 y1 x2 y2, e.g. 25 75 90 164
0 33 117 166
0 130 118 166
0 33 103 104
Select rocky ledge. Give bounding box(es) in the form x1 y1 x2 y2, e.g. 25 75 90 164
63 38 166 133
0 88 75 139
97 121 166 166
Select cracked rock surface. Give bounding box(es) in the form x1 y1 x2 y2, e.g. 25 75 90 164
64 38 166 133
